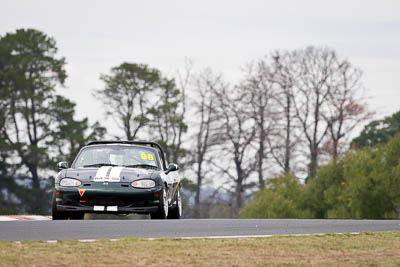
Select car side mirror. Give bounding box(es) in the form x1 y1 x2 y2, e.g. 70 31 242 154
57 161 69 169
165 163 179 174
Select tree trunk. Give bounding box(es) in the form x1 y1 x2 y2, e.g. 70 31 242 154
257 127 265 190
194 169 202 218
234 157 244 216
234 181 243 216
307 147 318 182
284 93 292 173
28 164 40 189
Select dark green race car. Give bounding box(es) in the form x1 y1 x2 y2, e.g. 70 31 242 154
52 141 182 220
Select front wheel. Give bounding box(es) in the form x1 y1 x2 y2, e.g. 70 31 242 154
150 185 168 220
168 187 182 219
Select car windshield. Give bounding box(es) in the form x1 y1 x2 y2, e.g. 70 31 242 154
73 145 160 169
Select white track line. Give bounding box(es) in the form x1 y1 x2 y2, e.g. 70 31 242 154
16 232 362 244
178 232 361 240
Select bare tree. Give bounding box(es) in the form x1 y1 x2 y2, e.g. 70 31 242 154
172 58 192 164
280 46 373 179
289 47 339 179
266 51 308 174
323 61 373 158
240 61 277 189
188 69 222 218
212 81 257 216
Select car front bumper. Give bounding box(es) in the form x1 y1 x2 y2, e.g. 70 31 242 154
55 183 162 214
56 204 159 214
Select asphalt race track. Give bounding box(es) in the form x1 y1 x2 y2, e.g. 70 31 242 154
1 219 399 241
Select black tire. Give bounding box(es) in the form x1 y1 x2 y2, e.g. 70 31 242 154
168 187 182 219
150 184 168 220
52 191 69 220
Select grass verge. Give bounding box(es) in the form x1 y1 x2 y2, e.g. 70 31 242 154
0 232 399 266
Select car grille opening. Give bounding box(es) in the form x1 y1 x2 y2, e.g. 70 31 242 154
79 197 153 207
82 198 130 206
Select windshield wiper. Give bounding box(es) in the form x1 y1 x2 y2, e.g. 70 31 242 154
83 163 119 168
124 164 158 170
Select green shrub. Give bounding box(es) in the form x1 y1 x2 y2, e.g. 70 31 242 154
240 173 312 218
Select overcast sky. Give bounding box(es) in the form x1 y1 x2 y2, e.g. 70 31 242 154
1 0 400 134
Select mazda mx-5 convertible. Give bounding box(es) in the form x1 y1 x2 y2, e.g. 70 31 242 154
52 141 182 220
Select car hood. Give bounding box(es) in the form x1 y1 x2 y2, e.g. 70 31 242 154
60 166 158 183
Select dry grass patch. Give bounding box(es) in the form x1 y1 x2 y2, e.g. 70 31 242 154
0 232 399 266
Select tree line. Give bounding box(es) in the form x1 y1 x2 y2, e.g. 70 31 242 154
0 28 377 217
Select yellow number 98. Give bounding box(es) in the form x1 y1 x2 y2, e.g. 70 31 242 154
140 153 154 161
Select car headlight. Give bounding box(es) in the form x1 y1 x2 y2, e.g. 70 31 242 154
131 179 155 188
60 178 82 187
